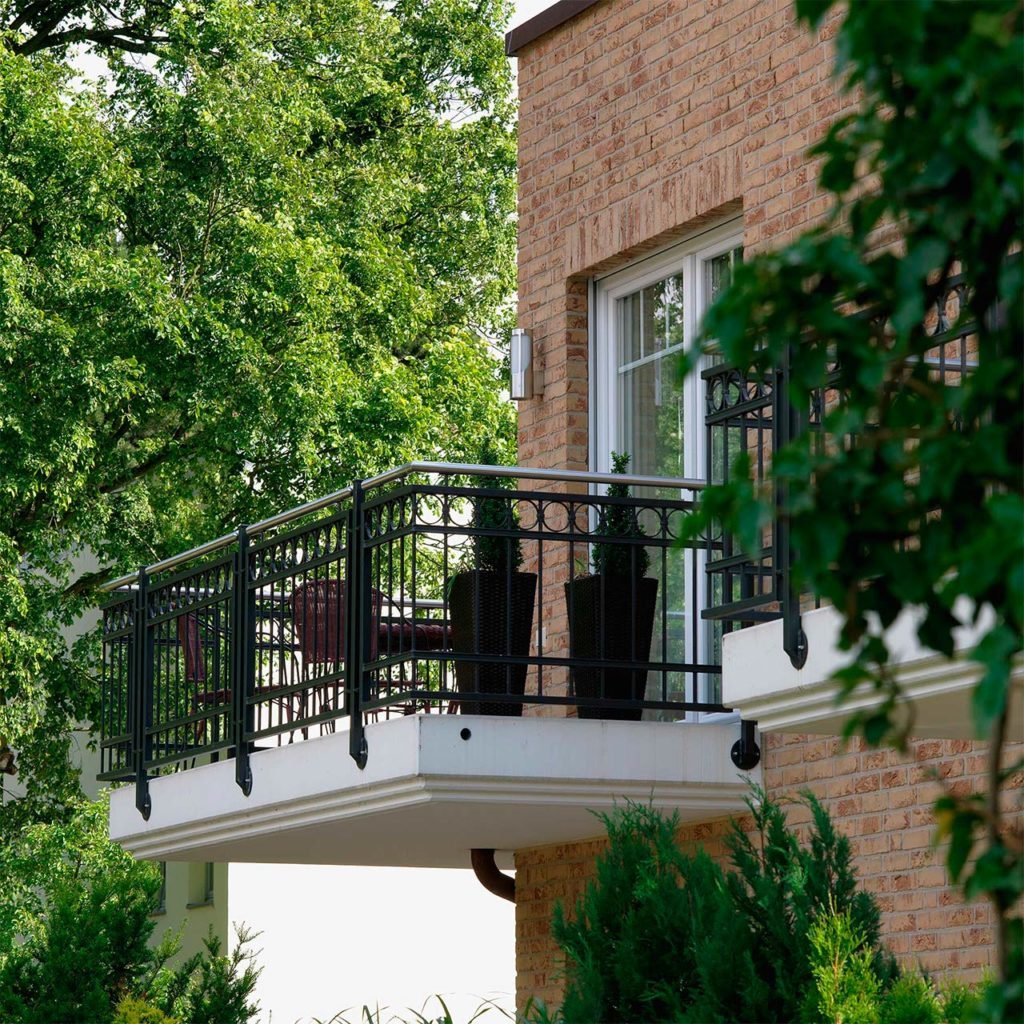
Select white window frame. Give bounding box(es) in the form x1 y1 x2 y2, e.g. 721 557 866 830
588 218 743 717
589 218 743 477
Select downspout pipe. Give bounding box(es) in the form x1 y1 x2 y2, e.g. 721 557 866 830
471 848 515 903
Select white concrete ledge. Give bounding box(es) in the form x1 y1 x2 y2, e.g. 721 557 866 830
723 604 1023 740
109 716 757 868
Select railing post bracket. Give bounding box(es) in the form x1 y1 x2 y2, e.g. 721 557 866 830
348 481 369 770
233 526 255 796
731 719 760 771
132 568 153 820
785 624 808 670
353 736 368 771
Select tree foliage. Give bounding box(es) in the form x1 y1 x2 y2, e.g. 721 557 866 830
0 795 162 1021
0 794 261 1024
681 0 1022 1004
0 0 516 824
156 928 261 1024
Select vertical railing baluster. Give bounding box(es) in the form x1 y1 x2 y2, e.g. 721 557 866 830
233 527 254 795
348 482 368 768
774 345 808 669
133 568 152 819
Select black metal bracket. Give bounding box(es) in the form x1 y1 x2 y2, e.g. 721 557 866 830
783 620 809 670
133 568 152 820
731 719 761 771
348 481 368 769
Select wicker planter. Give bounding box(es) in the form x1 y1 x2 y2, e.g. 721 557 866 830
564 574 659 720
448 570 537 716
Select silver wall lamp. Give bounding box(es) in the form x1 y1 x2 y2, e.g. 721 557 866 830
510 327 539 400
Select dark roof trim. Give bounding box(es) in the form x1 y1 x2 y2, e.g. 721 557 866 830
505 0 600 56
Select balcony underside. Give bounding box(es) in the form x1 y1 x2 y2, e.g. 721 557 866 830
723 604 1023 740
108 716 755 868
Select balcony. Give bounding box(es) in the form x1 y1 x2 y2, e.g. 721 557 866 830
700 271 1024 741
723 602 1024 740
100 464 757 867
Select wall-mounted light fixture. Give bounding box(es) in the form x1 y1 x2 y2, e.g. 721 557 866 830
510 327 538 400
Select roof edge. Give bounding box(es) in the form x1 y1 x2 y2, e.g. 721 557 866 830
505 0 600 56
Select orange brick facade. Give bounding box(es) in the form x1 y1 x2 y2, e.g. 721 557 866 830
511 0 1017 1012
515 0 845 705
515 0 842 479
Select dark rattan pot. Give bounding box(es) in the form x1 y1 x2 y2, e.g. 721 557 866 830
564 574 659 720
449 570 537 716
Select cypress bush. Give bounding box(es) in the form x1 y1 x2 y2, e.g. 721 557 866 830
550 789 898 1023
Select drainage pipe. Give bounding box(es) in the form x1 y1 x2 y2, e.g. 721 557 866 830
471 848 515 903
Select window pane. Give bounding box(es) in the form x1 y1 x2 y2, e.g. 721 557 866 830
707 246 743 304
641 279 663 357
616 273 685 370
618 353 684 478
707 252 732 303
662 273 685 350
619 291 642 365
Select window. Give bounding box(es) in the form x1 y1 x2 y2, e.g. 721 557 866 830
592 220 743 480
592 221 743 709
187 861 215 907
154 861 167 915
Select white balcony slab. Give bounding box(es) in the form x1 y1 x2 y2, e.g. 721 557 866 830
109 716 756 868
723 603 1023 740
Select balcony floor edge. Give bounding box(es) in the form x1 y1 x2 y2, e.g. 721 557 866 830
109 716 757 868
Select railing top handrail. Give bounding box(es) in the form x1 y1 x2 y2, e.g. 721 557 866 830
103 531 239 593
100 461 704 592
359 460 706 494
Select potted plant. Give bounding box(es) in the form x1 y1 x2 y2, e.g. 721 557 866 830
448 460 537 715
564 452 658 720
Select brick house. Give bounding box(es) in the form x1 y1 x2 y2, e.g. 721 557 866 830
100 0 1021 1016
506 0 1020 1010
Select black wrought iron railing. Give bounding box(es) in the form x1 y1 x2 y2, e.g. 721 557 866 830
99 464 724 818
702 272 978 669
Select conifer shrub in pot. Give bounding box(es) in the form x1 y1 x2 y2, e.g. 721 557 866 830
448 466 537 716
564 453 657 720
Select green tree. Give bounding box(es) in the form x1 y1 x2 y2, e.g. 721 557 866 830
157 928 261 1024
0 0 516 826
681 0 1022 1011
0 795 162 1022
0 794 261 1024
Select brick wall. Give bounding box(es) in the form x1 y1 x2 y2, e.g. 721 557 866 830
515 732 1022 1011
515 0 846 707
515 0 844 479
511 0 1017 1011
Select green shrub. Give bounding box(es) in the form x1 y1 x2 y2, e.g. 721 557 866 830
470 445 522 575
590 452 650 578
0 797 261 1024
112 997 179 1024
158 927 261 1024
551 790 894 1024
938 978 980 1024
551 802 702 1021
879 974 942 1024
0 797 164 1024
721 786 897 1014
800 908 881 1024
